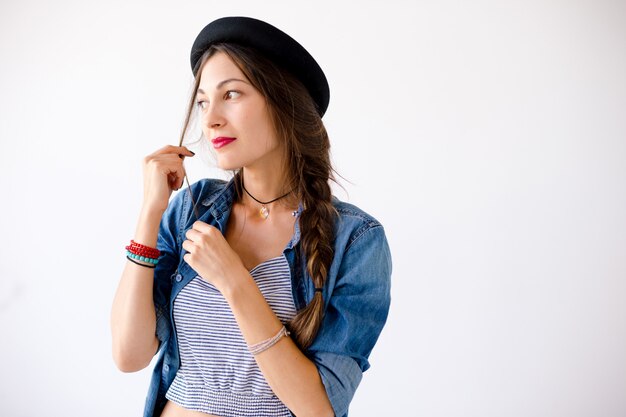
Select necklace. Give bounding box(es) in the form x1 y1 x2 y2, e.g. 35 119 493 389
242 183 292 220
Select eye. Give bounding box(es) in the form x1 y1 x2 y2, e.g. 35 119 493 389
196 99 207 110
224 90 241 100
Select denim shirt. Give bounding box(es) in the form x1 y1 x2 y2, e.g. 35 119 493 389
144 178 392 417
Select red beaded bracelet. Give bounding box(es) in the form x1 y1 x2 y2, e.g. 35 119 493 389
126 240 160 255
127 246 158 255
126 247 160 259
125 240 161 258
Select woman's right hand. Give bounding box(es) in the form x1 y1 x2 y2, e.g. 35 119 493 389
141 145 195 214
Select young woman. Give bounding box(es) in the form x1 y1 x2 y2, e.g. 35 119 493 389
111 16 392 417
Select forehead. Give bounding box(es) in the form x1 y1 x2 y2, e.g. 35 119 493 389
198 51 247 90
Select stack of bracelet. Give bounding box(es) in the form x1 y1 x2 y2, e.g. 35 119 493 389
125 240 160 269
248 325 291 355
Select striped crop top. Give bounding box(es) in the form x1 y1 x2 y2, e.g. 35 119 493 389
165 254 297 417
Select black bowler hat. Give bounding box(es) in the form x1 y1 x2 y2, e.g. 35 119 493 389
190 16 330 117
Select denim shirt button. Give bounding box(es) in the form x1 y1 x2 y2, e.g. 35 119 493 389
175 273 182 282
163 364 169 372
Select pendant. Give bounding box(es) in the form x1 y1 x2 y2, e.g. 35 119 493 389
259 205 269 219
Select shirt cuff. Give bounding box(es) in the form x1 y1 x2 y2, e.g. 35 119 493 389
310 350 363 417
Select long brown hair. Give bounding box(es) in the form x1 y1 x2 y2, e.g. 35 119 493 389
177 43 337 350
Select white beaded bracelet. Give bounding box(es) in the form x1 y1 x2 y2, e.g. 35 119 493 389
248 325 290 356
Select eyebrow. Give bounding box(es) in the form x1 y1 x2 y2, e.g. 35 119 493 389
197 78 248 95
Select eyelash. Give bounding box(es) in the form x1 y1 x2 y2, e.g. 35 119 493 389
196 90 240 109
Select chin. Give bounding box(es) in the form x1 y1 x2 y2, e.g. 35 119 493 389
215 158 242 171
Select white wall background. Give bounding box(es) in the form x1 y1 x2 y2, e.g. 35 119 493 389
1 0 625 416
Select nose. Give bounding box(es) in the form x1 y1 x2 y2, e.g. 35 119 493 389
202 102 226 129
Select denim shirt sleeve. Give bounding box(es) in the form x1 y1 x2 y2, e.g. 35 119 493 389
306 224 392 417
153 189 188 346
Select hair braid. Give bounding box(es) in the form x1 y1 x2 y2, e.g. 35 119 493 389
288 169 336 349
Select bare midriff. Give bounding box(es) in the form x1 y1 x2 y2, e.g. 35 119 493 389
161 400 221 417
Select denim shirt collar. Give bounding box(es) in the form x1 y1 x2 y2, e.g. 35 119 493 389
198 177 236 232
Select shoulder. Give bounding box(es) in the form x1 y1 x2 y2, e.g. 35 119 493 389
187 177 231 203
167 177 229 204
169 177 232 211
331 196 385 250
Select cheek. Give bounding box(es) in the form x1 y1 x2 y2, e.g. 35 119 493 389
255 113 277 145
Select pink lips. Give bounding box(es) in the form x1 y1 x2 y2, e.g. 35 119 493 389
211 137 236 149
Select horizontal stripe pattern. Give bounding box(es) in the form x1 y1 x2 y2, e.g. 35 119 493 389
165 255 296 416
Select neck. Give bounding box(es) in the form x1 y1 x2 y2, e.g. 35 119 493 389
239 168 296 210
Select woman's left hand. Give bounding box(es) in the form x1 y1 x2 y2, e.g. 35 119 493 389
182 221 247 292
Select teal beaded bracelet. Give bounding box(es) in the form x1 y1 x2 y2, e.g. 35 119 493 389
126 251 159 265
126 256 156 269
